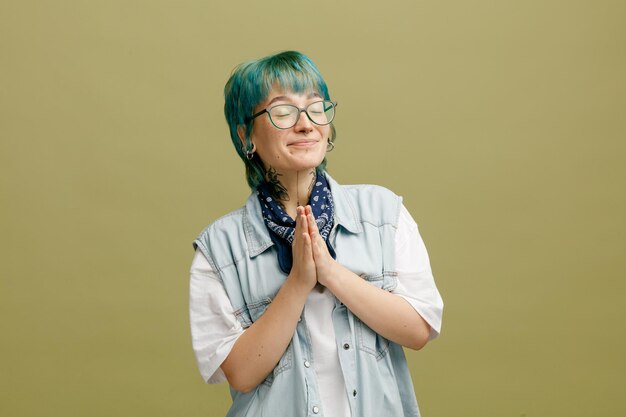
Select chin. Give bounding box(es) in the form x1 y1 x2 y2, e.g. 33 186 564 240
294 155 325 171
281 151 324 170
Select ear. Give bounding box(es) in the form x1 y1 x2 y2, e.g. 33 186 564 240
237 125 248 148
237 126 257 154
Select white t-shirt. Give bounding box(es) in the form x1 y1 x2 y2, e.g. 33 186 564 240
189 205 443 417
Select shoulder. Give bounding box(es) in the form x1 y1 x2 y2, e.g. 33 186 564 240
196 207 246 241
341 183 400 202
333 180 403 227
193 206 247 269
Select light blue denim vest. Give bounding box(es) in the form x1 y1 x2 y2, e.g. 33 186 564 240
193 174 421 417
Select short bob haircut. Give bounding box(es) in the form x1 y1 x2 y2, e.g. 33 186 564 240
224 51 336 190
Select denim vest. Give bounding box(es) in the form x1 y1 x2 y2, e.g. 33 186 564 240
193 174 421 417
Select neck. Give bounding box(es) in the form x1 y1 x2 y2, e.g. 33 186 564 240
265 167 316 219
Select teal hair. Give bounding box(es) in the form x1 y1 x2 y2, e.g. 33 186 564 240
224 51 336 190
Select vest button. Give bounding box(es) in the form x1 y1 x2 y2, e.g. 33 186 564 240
312 406 320 414
343 343 350 350
304 360 310 368
353 389 357 397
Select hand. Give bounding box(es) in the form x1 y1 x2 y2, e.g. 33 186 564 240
288 206 318 291
305 205 338 287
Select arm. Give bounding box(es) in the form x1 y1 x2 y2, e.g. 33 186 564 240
305 208 432 350
322 262 431 350
220 207 317 393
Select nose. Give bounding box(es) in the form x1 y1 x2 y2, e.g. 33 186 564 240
294 109 314 133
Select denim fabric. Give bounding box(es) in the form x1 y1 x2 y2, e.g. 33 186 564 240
193 174 421 417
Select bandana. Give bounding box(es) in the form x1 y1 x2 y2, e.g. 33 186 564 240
256 172 337 274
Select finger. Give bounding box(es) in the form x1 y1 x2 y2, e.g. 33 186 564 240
301 212 309 235
310 231 323 260
301 232 313 261
307 212 319 235
293 209 301 245
309 231 320 254
294 207 308 249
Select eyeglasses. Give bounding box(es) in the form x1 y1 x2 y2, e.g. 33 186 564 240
247 100 337 130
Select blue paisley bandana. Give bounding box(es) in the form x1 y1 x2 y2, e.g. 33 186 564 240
256 172 337 274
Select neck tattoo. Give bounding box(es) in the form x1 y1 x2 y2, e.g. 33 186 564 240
265 166 289 204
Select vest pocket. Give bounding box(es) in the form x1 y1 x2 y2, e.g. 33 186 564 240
246 297 273 322
354 273 396 359
235 297 273 329
359 271 398 292
355 316 390 359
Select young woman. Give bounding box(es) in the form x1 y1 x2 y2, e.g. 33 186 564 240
190 51 443 417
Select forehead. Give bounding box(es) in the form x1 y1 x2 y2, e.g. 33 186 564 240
260 89 322 108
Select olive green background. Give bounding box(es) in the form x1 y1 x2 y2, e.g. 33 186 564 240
1 1 625 416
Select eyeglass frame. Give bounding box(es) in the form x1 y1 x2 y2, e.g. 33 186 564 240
245 100 338 130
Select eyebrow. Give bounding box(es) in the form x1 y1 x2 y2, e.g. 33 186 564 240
266 92 322 107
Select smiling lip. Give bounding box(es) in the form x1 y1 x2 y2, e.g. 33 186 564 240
288 139 319 147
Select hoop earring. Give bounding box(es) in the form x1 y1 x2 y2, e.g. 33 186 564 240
243 143 256 160
326 138 335 152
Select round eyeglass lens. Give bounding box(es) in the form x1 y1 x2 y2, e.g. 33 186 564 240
268 105 298 129
307 101 335 126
